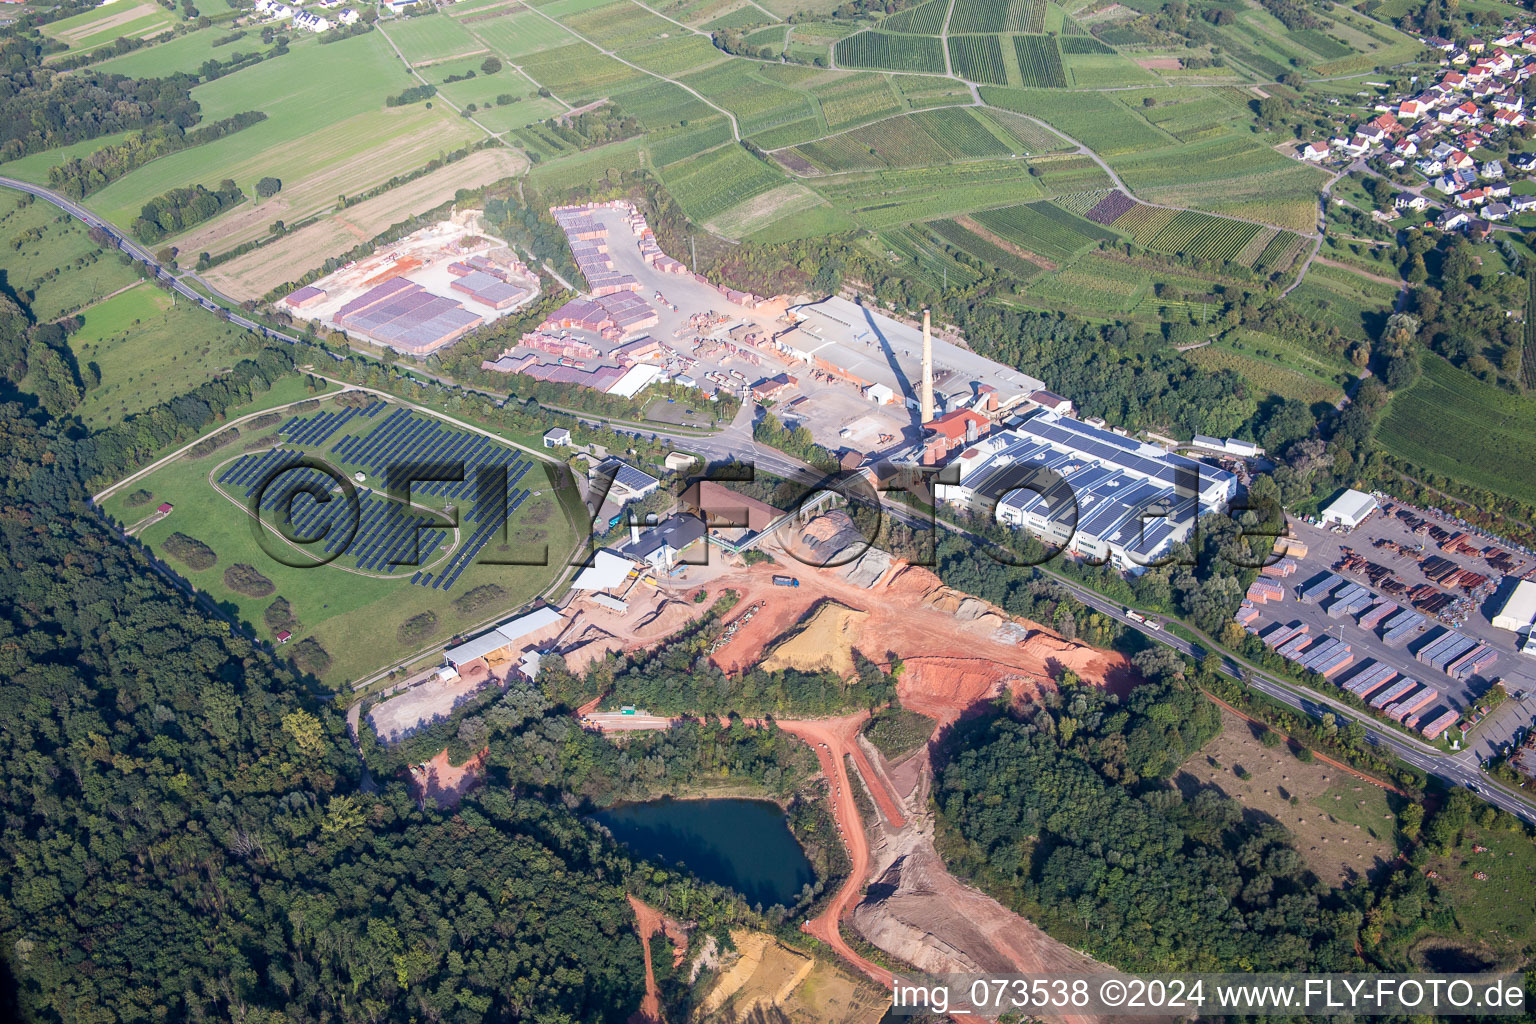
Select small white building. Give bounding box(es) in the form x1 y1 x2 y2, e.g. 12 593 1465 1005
863 382 894 404
1321 488 1379 529
543 427 572 448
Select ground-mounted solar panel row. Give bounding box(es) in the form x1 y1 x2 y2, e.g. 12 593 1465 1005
330 407 530 505
271 470 434 574
276 401 385 448
218 408 541 591
411 486 532 592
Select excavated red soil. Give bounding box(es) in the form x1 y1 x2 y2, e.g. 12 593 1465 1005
699 561 1136 724
409 747 486 809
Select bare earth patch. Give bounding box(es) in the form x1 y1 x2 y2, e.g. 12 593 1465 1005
1135 57 1183 70
204 149 527 299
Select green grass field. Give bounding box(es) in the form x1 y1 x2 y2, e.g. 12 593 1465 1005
69 285 273 428
387 14 488 64
99 397 577 687
42 1 177 55
1417 818 1536 967
1378 354 1536 508
0 196 142 321
83 34 480 235
94 26 242 77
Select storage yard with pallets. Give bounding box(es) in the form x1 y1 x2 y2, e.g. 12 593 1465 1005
1233 509 1536 752
282 213 541 355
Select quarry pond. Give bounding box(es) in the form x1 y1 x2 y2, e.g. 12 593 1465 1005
595 797 814 908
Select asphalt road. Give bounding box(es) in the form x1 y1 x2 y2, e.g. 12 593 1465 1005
0 175 307 347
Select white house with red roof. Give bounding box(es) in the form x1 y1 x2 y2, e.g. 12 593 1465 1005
1299 141 1329 161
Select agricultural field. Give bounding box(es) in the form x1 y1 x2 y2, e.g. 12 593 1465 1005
1378 354 1536 508
786 106 1022 172
881 0 948 33
949 0 1045 33
68 285 268 428
812 160 1048 228
93 26 241 77
387 14 488 64
874 225 987 289
1012 34 1067 88
812 75 904 132
971 200 1118 263
947 35 1008 86
518 41 648 103
1063 51 1155 87
199 148 528 299
927 218 1045 280
98 397 577 688
835 30 946 73
1143 210 1263 264
1185 338 1347 407
981 87 1168 154
0 197 141 322
658 144 788 222
1023 256 1151 315
684 62 819 135
456 7 577 57
41 1 177 55
1286 261 1396 338
80 34 480 244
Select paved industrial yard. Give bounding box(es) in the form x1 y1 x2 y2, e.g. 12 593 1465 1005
1250 506 1536 759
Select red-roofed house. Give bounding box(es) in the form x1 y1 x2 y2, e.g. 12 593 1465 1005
1399 99 1426 118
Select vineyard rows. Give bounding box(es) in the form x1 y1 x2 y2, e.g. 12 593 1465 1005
1109 203 1177 244
949 0 1045 33
928 219 1044 280
1145 211 1263 263
972 202 1107 262
980 109 1069 153
1058 188 1115 217
914 107 1012 158
948 35 1008 85
836 30 946 73
1060 35 1115 54
882 0 948 34
1084 189 1135 224
1012 34 1067 88
662 145 785 221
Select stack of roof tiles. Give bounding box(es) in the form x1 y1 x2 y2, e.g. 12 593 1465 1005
334 278 481 353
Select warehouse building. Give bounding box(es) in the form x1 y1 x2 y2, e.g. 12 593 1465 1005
1492 579 1536 633
1321 488 1381 530
934 409 1238 572
444 606 564 670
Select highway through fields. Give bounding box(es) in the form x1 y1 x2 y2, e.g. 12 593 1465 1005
0 176 309 347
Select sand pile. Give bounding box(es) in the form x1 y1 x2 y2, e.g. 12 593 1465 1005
779 510 888 573
760 600 869 677
841 547 893 588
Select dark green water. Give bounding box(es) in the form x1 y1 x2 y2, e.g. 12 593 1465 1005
595 797 814 908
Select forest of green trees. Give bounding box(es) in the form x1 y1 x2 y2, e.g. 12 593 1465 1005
933 654 1370 972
